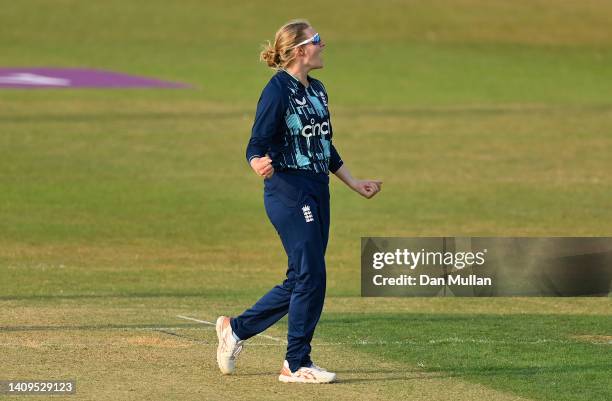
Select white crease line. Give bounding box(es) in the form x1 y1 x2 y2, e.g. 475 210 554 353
175 315 216 326
176 315 287 344
135 327 188 331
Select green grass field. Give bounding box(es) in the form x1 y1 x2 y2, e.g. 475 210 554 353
1 1 611 400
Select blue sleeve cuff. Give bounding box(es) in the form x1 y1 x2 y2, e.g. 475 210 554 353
329 143 343 173
247 153 263 164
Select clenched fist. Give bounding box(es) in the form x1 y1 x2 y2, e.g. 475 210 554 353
352 180 382 199
250 155 275 178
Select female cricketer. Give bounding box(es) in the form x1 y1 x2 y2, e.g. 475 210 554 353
216 19 382 384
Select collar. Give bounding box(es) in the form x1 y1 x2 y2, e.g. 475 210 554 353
279 68 312 90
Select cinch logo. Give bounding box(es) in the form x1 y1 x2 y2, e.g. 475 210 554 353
302 205 314 223
301 118 330 138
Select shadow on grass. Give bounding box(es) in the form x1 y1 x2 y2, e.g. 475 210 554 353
437 363 612 377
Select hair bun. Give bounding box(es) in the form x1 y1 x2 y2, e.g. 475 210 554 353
259 41 279 68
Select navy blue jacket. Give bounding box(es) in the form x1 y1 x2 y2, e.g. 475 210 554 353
246 69 343 174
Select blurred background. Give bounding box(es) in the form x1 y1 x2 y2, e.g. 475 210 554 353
0 2 610 400
2 0 611 297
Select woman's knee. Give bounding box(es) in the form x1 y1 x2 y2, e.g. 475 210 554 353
294 269 326 293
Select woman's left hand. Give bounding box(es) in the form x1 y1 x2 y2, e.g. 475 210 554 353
352 180 383 199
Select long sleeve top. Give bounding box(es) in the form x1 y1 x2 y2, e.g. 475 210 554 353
246 69 343 174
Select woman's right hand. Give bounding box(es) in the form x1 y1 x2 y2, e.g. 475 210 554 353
250 155 275 178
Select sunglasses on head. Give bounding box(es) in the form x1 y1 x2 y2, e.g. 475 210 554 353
291 33 321 49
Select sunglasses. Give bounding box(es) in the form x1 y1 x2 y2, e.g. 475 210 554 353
291 33 322 49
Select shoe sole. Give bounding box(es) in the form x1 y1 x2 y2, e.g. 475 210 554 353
278 374 336 384
215 316 231 374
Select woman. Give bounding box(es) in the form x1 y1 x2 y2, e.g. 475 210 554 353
216 19 382 384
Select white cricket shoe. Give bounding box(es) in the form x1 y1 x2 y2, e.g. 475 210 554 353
215 316 244 375
278 360 336 383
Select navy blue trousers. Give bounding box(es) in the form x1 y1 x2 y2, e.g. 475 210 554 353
231 170 330 373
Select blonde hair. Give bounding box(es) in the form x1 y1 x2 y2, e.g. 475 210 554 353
260 19 311 70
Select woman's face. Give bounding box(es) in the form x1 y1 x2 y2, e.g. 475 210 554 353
296 26 325 70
